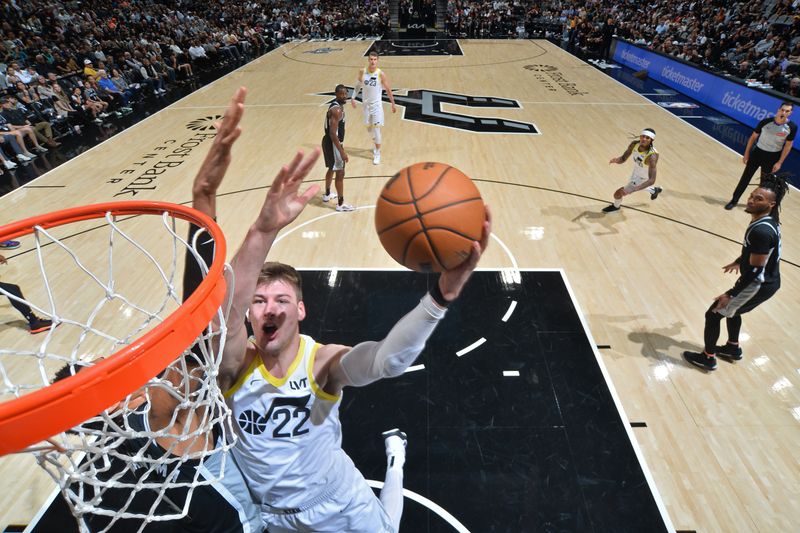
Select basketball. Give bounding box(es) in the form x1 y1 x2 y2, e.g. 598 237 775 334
375 162 485 272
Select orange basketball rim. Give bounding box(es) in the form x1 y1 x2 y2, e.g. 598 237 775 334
0 201 227 456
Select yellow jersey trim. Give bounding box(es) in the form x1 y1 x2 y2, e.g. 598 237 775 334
258 336 306 387
634 141 658 165
223 353 260 399
307 342 341 402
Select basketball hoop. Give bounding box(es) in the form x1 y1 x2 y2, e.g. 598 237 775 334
0 201 234 532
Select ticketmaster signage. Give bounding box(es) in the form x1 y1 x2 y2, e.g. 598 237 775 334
614 40 794 148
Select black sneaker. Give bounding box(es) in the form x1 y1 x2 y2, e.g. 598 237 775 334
715 343 743 361
602 204 620 213
650 186 663 200
683 351 717 371
29 317 54 334
724 201 736 210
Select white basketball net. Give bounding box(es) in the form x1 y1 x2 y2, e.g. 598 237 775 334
0 209 235 533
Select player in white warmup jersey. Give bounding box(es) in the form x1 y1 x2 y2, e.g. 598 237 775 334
218 149 491 532
351 51 396 165
603 128 663 212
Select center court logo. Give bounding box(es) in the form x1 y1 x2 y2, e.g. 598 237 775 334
185 115 223 131
317 87 539 134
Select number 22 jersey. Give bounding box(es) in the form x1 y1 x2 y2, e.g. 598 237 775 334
224 334 353 510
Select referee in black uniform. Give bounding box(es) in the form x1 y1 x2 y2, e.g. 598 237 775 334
726 101 795 210
685 174 786 371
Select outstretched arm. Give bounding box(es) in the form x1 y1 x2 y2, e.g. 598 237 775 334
183 87 246 300
321 206 493 394
609 141 636 164
191 87 245 219
218 149 320 390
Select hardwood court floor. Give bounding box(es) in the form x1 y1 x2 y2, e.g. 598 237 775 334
1 39 798 532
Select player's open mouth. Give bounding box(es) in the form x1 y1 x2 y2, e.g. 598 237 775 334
262 324 278 336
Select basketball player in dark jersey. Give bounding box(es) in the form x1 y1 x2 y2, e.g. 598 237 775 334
684 174 786 371
726 102 795 209
321 84 353 212
46 88 261 532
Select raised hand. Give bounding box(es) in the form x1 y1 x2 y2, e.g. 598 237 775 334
192 86 247 216
438 204 492 301
254 148 321 234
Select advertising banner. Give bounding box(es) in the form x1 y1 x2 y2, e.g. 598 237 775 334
613 40 797 153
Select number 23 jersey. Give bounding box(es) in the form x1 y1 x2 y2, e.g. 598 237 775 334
224 334 349 509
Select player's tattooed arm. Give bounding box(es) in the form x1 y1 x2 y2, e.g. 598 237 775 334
647 152 658 180
609 141 636 164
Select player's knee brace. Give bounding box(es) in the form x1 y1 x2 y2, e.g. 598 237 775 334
372 127 381 145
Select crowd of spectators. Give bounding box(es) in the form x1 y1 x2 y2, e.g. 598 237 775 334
4 0 798 173
1 0 389 171
446 0 800 99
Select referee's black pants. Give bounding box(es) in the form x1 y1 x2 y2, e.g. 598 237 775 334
730 146 781 204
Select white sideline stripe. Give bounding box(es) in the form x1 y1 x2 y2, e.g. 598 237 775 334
518 101 651 106
556 267 676 533
405 364 425 373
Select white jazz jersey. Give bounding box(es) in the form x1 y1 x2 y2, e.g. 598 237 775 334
224 334 351 509
362 67 383 106
629 141 657 181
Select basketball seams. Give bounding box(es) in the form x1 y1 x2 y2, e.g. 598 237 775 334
375 162 483 273
378 196 417 206
417 196 483 218
424 226 482 241
406 166 446 271
376 196 483 235
414 165 455 201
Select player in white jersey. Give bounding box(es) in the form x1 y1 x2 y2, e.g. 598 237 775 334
217 148 491 532
351 51 396 165
603 128 663 212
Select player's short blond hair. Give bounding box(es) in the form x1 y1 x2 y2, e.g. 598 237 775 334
257 262 303 300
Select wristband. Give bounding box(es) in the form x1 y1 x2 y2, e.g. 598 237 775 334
429 279 451 308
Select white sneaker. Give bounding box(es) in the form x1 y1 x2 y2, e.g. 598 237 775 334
34 145 48 153
322 192 338 203
336 203 355 212
382 428 407 469
3 160 17 169
17 154 32 162
373 150 380 165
